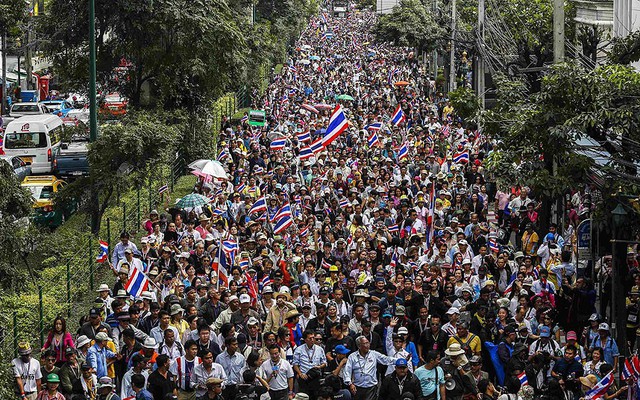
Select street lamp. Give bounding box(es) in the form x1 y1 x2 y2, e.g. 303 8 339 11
612 203 627 228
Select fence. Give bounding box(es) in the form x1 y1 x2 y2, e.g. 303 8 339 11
0 151 188 358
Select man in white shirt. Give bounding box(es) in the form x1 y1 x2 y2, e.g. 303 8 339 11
343 335 400 400
193 349 227 399
169 340 201 400
259 345 295 400
121 353 150 399
12 342 42 400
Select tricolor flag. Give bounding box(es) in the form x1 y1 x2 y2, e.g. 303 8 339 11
289 64 297 73
273 203 293 234
339 198 350 208
241 114 248 123
388 224 399 234
322 105 349 147
299 226 309 237
367 131 379 148
453 151 470 164
239 257 250 271
249 197 267 214
632 354 640 377
211 246 229 289
96 240 109 263
299 146 314 160
489 238 500 253
623 358 634 380
125 266 150 298
517 372 528 386
281 95 289 104
158 185 168 194
397 143 409 161
320 13 328 23
297 130 311 143
391 104 406 126
236 183 246 193
217 148 228 161
260 275 272 291
584 371 614 400
365 122 383 131
310 138 325 154
270 137 287 151
222 237 238 267
322 259 332 270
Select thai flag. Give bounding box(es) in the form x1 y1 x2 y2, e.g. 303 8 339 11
366 122 382 131
270 137 287 151
368 131 379 147
96 240 109 263
299 226 309 237
389 251 399 270
321 13 328 23
236 183 246 193
299 146 314 160
584 371 614 400
339 198 350 208
241 114 248 123
212 208 225 216
281 95 289 104
259 274 272 291
223 238 239 266
387 68 399 85
158 185 168 194
391 104 406 126
322 259 332 270
489 238 500 253
297 130 311 143
322 105 349 147
632 354 640 377
397 143 409 161
310 138 325 154
125 266 150 298
322 31 333 40
211 248 229 289
623 358 634 380
289 64 297 73
388 224 399 234
244 271 258 305
517 372 528 386
273 203 293 234
217 148 228 161
453 151 469 163
325 57 334 64
289 88 297 96
239 257 250 271
347 234 353 246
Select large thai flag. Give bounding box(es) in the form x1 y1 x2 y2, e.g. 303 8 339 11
270 137 287 151
222 238 239 265
453 151 470 163
368 131 379 147
390 104 406 126
96 240 109 263
273 203 293 234
211 247 229 289
397 143 409 161
259 274 272 291
249 197 267 214
322 105 349 147
299 146 314 160
310 138 325 154
584 371 614 400
125 266 149 298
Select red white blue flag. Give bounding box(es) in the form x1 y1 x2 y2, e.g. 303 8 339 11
96 240 109 263
585 371 614 400
368 131 379 147
322 105 349 147
270 137 287 151
273 203 293 234
390 104 406 126
453 151 470 163
125 266 150 298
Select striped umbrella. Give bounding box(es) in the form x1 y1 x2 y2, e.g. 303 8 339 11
300 104 320 114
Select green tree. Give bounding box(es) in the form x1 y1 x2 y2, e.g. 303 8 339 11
448 87 479 121
373 0 445 53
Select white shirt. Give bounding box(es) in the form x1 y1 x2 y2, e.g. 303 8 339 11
121 368 149 398
12 357 42 393
259 358 294 391
194 362 227 398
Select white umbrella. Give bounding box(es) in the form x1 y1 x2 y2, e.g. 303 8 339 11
200 160 228 180
188 159 209 170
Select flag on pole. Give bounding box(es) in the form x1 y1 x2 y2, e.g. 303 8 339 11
453 150 470 163
158 185 168 194
245 271 258 305
297 130 311 143
222 238 239 266
322 105 349 147
623 358 634 380
397 143 409 161
388 224 399 234
249 197 267 214
270 137 287 151
96 240 109 263
125 266 150 298
365 122 383 131
260 275 272 291
299 146 314 160
310 138 325 154
367 131 380 147
517 372 528 386
390 104 406 126
584 371 614 400
273 203 293 234
211 247 229 289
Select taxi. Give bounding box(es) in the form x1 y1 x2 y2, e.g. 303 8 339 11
21 175 74 227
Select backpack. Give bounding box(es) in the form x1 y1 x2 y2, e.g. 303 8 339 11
454 334 477 357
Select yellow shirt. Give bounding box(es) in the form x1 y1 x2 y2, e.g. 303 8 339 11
521 231 539 256
448 333 482 356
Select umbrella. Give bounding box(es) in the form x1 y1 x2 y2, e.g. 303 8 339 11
201 160 228 180
309 55 321 60
301 104 320 114
394 81 410 87
298 59 311 65
301 44 312 50
188 159 209 170
176 194 211 209
314 103 333 110
336 94 355 101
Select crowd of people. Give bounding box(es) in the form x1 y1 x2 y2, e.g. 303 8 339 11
11 4 635 400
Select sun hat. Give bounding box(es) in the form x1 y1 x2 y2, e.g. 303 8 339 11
95 332 109 342
445 343 465 356
579 374 598 389
96 284 110 292
76 335 91 348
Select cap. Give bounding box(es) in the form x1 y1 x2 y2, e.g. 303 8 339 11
206 377 224 386
97 376 114 389
446 307 460 315
17 341 32 355
395 358 408 367
395 305 406 316
80 362 92 371
227 295 239 303
65 347 76 355
539 326 551 338
170 304 184 316
566 331 578 341
398 327 409 336
469 355 482 364
334 345 350 355
589 313 600 322
239 294 251 304
247 317 260 326
95 332 109 341
598 322 610 331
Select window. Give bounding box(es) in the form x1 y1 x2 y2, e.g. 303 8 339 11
12 104 40 113
26 185 54 200
5 132 47 149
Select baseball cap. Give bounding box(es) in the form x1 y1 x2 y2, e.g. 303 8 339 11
239 294 251 304
539 326 551 338
598 323 610 331
446 307 460 315
334 345 350 355
566 331 578 341
395 358 408 368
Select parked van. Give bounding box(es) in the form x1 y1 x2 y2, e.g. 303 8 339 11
2 115 64 174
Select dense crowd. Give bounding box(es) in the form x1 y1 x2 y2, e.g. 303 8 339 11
11 5 632 400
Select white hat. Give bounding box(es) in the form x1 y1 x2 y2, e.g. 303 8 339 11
96 284 110 292
141 291 154 300
247 317 260 326
398 327 409 335
143 338 158 349
446 307 460 315
76 335 91 348
179 252 191 259
598 322 610 331
239 294 251 304
227 295 239 304
445 343 465 356
462 258 472 265
95 332 109 342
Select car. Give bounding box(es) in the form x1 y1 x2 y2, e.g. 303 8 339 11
21 175 75 228
40 100 74 117
0 155 32 181
53 135 89 178
9 102 48 118
99 93 128 117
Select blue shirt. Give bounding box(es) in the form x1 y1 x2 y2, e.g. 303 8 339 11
215 351 246 385
292 344 327 374
111 241 139 267
414 365 445 399
86 344 117 378
590 336 619 366
136 389 154 400
343 350 398 388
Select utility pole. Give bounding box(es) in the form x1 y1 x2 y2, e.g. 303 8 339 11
476 0 485 109
89 0 99 233
26 24 32 90
449 0 456 92
432 0 438 80
553 0 565 63
1 32 6 115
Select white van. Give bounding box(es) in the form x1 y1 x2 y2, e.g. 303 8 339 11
2 115 64 174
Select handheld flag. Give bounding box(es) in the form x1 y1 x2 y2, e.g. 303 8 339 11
297 130 311 143
249 197 267 214
365 122 382 131
125 266 150 298
322 105 349 147
390 104 406 126
453 150 470 164
299 146 314 160
310 138 325 154
517 372 528 386
96 240 109 263
367 131 380 147
273 203 293 234
584 371 614 400
397 143 409 161
270 137 287 151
